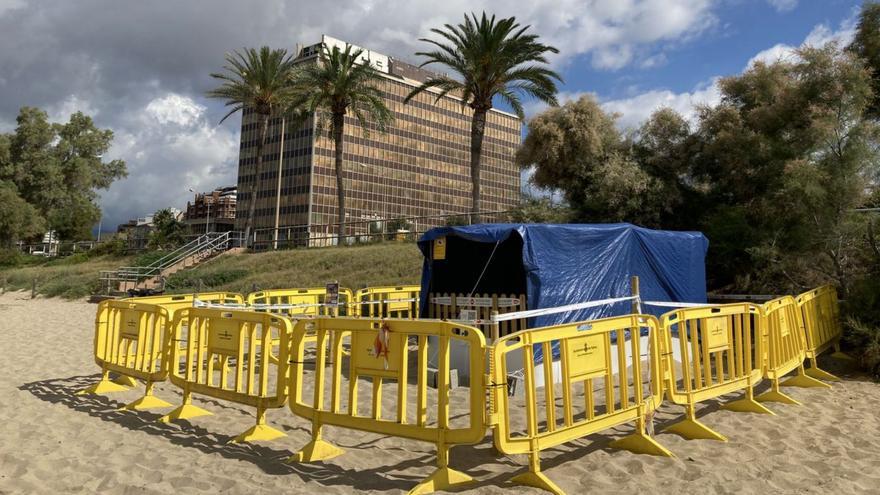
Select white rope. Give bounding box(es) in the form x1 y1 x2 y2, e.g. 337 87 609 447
641 300 715 308
466 240 501 298
491 295 637 323
193 296 417 311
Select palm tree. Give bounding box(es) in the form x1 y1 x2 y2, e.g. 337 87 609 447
288 43 393 245
207 46 298 246
405 12 562 223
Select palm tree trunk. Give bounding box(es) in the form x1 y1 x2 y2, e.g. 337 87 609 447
469 109 487 224
333 112 346 245
244 113 269 248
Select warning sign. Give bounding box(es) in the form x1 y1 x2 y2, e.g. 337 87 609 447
706 317 730 352
433 237 446 260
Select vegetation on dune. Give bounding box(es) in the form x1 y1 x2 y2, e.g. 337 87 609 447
165 242 423 294
0 254 134 298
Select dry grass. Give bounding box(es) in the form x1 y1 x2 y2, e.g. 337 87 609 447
0 254 135 298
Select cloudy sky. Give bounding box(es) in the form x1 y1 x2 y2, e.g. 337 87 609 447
0 0 863 230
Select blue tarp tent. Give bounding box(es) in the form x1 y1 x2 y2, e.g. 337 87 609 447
418 223 708 361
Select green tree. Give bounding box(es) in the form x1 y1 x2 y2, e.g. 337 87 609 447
207 47 298 246
0 107 126 241
149 208 186 249
849 0 880 119
517 95 666 225
0 181 45 247
287 43 393 244
406 12 561 222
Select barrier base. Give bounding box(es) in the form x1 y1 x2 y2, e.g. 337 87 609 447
158 404 213 423
609 433 674 457
720 398 775 415
112 375 139 388
756 389 800 405
831 351 855 362
805 367 840 382
230 424 286 444
77 378 131 396
664 417 727 441
288 439 345 463
780 374 831 389
120 394 173 411
408 466 473 495
508 470 564 495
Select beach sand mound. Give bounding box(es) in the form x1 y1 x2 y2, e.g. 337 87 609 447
1 291 879 494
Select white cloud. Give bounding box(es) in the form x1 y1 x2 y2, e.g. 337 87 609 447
145 93 206 126
47 94 99 123
746 16 857 69
602 80 722 130
767 0 797 13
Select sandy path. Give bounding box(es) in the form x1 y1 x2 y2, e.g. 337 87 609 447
1 291 879 494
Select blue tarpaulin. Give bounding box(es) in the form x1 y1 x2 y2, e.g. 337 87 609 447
417 223 708 362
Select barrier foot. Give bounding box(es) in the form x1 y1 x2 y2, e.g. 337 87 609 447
831 351 855 362
610 432 674 457
230 424 286 444
112 374 138 388
288 439 344 463
120 394 173 412
805 367 841 382
77 371 131 395
780 373 831 389
508 470 564 495
158 403 212 423
756 386 800 405
664 417 727 441
720 398 775 415
407 466 473 495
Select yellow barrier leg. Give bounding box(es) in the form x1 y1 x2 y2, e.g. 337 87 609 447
288 422 344 463
756 380 800 405
805 361 841 382
230 404 286 443
831 342 855 362
609 414 675 457
720 387 775 415
664 405 727 441
112 374 139 388
408 441 473 495
77 369 132 395
158 387 212 423
119 380 173 411
780 366 831 389
508 450 564 495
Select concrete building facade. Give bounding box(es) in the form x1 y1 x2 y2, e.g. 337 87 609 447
236 35 522 247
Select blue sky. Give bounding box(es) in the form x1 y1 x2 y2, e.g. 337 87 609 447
0 0 869 228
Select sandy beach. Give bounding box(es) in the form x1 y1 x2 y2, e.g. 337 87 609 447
1 290 880 494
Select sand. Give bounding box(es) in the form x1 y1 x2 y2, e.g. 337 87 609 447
1 290 880 494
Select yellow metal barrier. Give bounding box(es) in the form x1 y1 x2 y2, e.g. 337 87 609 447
797 285 847 381
490 315 672 495
246 287 353 317
354 285 420 318
756 296 829 405
660 303 773 442
288 317 486 495
159 308 293 443
79 292 245 408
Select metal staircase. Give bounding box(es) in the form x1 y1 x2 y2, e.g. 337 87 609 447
99 231 245 294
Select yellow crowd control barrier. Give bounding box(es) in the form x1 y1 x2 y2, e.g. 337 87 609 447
79 292 245 408
246 287 353 317
490 315 672 495
353 285 420 318
288 317 486 495
756 296 829 405
160 308 293 443
797 285 848 381
659 303 773 441
79 300 174 410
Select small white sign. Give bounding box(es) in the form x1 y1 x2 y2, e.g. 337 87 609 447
457 309 478 322
431 296 453 306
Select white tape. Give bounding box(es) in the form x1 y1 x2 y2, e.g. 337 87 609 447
492 296 637 323
641 300 716 308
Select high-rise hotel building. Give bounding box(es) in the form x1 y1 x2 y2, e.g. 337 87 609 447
236 35 522 247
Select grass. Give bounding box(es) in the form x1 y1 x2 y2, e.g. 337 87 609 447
166 242 424 294
0 242 424 299
0 254 135 298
